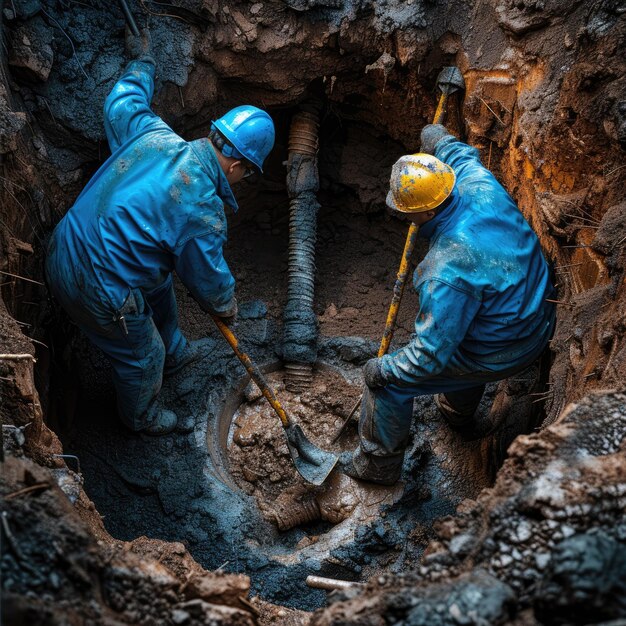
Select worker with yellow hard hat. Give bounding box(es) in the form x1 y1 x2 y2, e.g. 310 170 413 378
341 124 556 485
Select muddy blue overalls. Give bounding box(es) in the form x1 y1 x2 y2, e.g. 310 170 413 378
46 58 237 431
355 137 555 474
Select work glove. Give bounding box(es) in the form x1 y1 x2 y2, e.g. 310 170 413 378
125 26 152 61
363 358 388 390
213 297 238 327
420 124 451 155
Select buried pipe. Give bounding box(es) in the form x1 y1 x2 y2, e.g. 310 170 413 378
282 101 322 392
270 497 321 531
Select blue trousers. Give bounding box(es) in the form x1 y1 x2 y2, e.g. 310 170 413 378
359 349 545 457
46 247 187 431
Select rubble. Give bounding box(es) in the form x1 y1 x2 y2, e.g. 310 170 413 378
1 0 625 622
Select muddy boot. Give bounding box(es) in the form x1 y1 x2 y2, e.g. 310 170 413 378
143 409 178 436
164 338 214 378
435 389 488 441
338 447 403 486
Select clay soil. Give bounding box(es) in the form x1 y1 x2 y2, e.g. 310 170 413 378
229 367 361 511
223 204 422 345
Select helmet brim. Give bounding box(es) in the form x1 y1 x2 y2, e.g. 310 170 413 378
386 189 401 212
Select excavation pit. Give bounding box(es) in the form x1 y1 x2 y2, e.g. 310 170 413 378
2 1 626 622
47 201 551 610
223 366 405 533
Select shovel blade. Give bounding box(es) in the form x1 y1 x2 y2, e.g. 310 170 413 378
437 66 465 95
285 424 338 486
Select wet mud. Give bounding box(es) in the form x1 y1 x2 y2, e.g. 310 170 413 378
229 368 361 503
2 0 626 623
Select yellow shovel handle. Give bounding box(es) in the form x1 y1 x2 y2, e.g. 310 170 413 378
212 316 290 428
377 88 452 358
377 222 419 357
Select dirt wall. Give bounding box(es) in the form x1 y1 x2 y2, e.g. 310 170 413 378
1 0 625 623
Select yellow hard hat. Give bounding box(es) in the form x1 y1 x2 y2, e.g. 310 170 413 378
386 153 456 213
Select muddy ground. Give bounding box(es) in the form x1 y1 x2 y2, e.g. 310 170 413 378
229 367 361 502
1 0 626 624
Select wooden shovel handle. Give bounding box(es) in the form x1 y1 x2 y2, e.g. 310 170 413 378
211 316 290 428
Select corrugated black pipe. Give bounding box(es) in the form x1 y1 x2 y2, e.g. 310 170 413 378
282 104 321 392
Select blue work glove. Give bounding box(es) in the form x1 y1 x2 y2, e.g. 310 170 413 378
363 358 388 389
420 124 451 155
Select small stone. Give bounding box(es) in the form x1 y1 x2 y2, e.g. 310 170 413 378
269 472 281 482
243 380 263 402
500 554 514 567
250 2 263 14
171 609 190 624
512 520 532 543
49 572 61 589
534 553 551 570
449 603 462 621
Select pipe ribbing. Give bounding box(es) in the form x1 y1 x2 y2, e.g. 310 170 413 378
283 106 322 392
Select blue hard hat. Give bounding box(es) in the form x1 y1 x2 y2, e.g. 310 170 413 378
212 106 275 172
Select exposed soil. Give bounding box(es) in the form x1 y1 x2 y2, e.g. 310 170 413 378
310 391 626 626
223 205 422 344
229 367 361 504
1 0 626 623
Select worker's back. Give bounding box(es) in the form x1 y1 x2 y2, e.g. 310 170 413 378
51 129 230 310
417 138 555 368
48 59 237 314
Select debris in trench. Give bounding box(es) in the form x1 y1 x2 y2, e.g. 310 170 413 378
306 575 364 591
213 315 338 485
230 368 360 505
229 368 408 532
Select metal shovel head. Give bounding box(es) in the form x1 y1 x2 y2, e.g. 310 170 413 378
285 423 338 486
437 66 465 95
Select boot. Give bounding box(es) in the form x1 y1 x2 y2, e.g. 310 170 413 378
434 392 475 427
435 392 494 441
164 338 214 378
142 409 178 436
338 446 403 486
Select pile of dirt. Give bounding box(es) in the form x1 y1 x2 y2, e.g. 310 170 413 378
1 453 263 625
228 367 408 535
229 367 360 504
310 391 626 625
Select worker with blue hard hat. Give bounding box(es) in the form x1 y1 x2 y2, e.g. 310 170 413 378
46 34 275 436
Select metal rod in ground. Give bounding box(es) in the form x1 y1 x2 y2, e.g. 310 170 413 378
332 393 362 443
119 0 140 37
306 575 364 591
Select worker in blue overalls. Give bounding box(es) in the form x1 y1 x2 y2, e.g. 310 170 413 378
342 124 555 484
46 40 275 436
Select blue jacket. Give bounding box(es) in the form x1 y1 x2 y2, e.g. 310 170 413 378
380 137 555 386
50 59 237 315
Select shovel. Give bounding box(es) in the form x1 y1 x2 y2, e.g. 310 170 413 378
333 66 466 442
212 316 338 486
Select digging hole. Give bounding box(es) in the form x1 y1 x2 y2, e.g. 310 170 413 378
46 109 548 610
226 366 406 534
